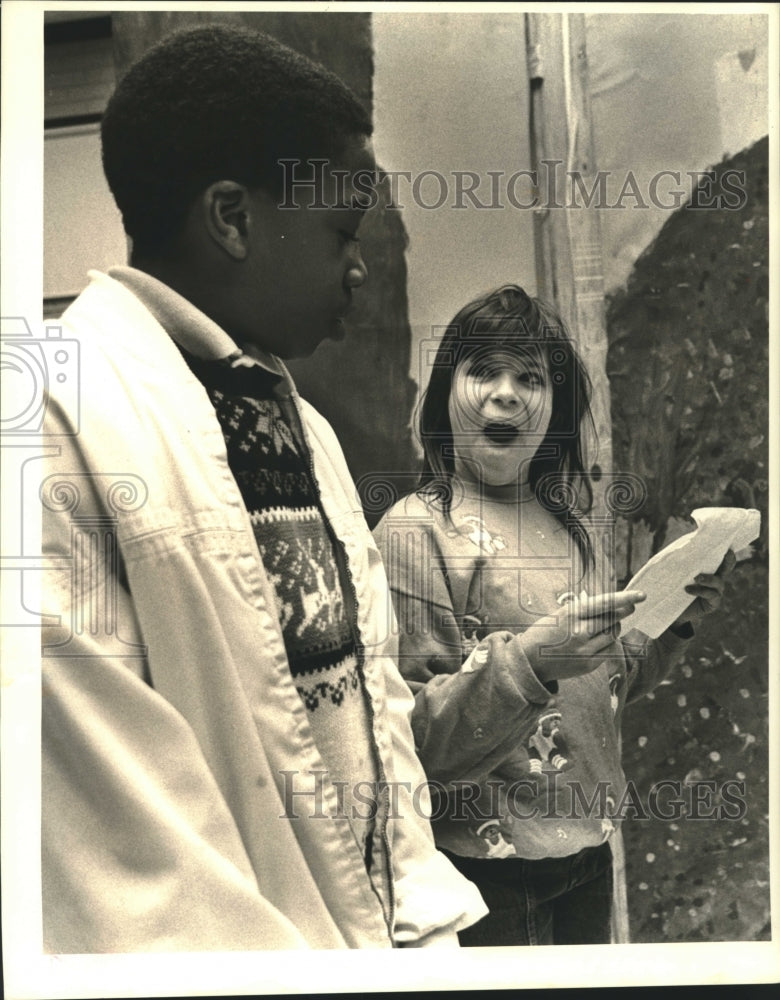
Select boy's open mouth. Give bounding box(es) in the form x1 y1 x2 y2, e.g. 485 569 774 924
482 421 520 444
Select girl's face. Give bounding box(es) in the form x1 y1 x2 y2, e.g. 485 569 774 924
447 345 553 487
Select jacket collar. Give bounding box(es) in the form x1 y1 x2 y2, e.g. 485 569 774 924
106 266 286 380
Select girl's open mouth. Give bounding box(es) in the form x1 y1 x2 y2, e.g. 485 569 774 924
482 422 520 444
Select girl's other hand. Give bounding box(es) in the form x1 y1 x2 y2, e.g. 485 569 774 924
517 590 646 684
674 548 737 627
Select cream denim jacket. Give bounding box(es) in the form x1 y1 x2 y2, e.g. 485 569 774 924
40 270 486 952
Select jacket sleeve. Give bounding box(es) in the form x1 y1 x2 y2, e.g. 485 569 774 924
373 618 489 945
295 404 489 944
373 510 555 787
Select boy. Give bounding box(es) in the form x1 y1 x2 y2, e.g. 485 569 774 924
41 24 486 951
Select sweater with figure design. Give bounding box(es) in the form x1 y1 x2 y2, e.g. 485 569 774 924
374 486 691 862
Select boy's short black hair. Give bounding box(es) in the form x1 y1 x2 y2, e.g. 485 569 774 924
101 24 373 256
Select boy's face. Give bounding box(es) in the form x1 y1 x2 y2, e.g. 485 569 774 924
236 136 376 359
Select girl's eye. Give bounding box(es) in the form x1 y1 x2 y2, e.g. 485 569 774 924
468 364 544 386
467 361 503 380
470 367 497 381
339 230 360 244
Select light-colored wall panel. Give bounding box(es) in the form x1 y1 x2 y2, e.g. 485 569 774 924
43 125 127 300
373 12 536 408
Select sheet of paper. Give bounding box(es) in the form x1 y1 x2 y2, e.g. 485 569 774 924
620 507 760 639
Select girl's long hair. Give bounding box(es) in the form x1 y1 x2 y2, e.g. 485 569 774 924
417 284 596 570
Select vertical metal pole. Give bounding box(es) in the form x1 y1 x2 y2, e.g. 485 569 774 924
525 12 612 486
525 11 628 945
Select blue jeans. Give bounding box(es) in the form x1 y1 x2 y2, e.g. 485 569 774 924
444 842 613 946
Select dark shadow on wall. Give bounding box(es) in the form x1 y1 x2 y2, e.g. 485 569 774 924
606 136 770 942
111 11 419 525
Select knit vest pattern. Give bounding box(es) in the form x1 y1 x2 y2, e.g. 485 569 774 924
180 353 389 904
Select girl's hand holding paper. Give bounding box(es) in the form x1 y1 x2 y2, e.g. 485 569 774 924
673 548 737 627
518 590 646 684
620 508 759 638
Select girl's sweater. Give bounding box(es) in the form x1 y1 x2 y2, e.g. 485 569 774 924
374 486 691 861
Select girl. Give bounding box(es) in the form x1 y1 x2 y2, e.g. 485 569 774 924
373 285 731 946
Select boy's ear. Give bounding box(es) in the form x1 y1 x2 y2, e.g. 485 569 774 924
202 181 252 260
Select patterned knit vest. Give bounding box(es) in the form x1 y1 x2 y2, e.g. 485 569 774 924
180 350 390 912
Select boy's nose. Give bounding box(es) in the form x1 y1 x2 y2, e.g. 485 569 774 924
344 252 368 289
345 264 367 288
